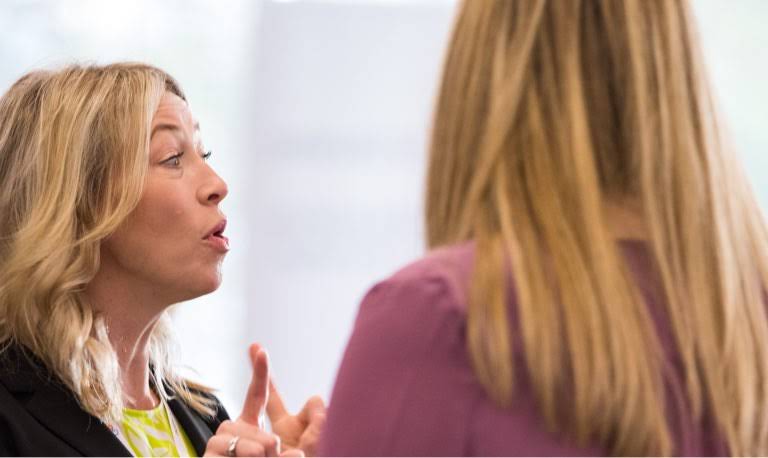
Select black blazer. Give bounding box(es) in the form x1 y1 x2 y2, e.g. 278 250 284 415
0 345 230 456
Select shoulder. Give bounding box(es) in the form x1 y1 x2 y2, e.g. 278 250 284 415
0 344 58 393
361 241 476 316
321 242 482 456
344 242 478 367
0 345 122 456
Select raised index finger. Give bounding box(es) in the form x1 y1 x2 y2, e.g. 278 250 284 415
239 343 269 427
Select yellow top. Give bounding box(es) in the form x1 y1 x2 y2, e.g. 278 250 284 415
119 401 197 457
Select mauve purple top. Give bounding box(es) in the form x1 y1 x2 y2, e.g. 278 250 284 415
319 241 729 456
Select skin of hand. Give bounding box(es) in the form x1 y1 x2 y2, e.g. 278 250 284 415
256 344 327 457
204 345 302 457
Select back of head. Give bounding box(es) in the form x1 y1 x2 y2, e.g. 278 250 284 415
426 0 768 454
0 63 204 423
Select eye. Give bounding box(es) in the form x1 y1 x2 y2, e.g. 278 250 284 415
202 150 212 161
161 151 184 167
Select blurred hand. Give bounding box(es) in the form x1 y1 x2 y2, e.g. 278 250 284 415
204 344 302 457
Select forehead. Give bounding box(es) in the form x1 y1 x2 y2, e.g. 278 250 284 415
151 92 197 131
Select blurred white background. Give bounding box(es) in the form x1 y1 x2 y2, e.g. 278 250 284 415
0 0 765 417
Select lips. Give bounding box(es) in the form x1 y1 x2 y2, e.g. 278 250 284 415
204 219 229 252
205 219 227 239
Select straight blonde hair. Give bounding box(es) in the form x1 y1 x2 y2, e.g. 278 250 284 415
0 63 216 425
426 1 768 455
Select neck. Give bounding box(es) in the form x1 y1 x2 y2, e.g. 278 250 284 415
85 261 171 410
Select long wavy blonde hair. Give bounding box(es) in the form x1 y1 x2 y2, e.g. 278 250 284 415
0 63 215 425
426 0 768 455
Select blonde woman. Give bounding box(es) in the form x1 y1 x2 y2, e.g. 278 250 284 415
320 0 768 456
0 63 325 457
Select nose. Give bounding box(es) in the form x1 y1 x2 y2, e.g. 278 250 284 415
199 168 228 205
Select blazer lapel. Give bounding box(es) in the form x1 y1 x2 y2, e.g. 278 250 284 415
1 346 221 457
0 346 130 457
25 384 131 457
167 396 214 457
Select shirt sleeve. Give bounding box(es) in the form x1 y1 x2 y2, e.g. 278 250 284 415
318 272 481 456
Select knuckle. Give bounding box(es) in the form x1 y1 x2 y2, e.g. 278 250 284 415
265 435 278 449
207 436 223 448
253 431 276 447
217 420 234 434
252 443 266 456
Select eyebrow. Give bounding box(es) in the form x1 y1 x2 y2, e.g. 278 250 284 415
150 121 201 139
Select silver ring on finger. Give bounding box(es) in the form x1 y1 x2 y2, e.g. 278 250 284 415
227 435 240 457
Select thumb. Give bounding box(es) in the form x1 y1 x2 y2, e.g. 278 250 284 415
239 343 269 427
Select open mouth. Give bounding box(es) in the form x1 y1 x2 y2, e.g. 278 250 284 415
204 220 229 251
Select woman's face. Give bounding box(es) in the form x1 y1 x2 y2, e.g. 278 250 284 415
101 92 229 304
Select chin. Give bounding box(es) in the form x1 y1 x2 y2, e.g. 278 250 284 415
178 274 222 302
198 274 223 296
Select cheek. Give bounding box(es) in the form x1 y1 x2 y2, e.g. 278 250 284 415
107 188 196 272
130 203 186 249
102 184 223 298
140 188 186 229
